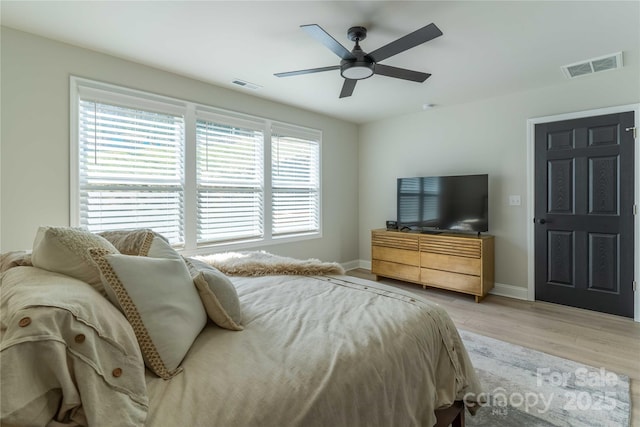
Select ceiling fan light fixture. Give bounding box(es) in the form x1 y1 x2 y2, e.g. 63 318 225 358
340 61 374 80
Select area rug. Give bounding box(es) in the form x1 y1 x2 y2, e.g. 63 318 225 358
193 250 345 276
460 330 630 427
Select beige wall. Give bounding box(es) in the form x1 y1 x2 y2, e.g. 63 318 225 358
0 27 359 263
3 26 639 285
359 67 640 290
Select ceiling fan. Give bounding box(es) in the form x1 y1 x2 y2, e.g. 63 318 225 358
275 23 443 98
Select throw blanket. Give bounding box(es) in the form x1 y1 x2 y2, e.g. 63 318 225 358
193 251 345 276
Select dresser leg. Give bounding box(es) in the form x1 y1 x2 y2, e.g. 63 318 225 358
475 295 485 303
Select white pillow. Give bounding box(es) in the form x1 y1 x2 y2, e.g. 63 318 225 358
139 234 179 259
31 226 118 295
89 244 207 379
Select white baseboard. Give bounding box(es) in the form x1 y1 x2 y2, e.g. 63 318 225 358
347 260 529 301
353 259 371 271
341 259 362 271
489 282 529 300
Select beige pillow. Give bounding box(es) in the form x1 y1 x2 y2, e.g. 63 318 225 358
31 226 118 294
98 229 168 256
193 271 243 331
89 243 207 379
186 258 243 331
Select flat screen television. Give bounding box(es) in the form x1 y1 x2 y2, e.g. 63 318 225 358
397 174 488 234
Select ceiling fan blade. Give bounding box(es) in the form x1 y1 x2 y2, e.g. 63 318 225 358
368 23 443 63
301 24 356 60
374 64 431 82
339 79 357 98
274 65 340 78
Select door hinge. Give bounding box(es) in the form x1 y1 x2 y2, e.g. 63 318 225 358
634 204 638 215
625 126 637 139
634 280 637 292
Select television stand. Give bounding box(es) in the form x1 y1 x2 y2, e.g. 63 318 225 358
420 230 443 235
371 229 494 302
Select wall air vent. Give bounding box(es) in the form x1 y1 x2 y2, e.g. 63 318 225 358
231 79 262 90
561 52 623 79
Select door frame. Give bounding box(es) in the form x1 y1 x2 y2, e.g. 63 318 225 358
526 103 640 322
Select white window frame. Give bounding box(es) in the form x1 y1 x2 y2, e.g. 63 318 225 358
70 76 322 254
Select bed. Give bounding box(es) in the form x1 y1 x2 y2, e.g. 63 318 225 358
0 227 483 427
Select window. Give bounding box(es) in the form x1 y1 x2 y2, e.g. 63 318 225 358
77 98 185 243
195 116 264 244
71 77 321 251
271 126 320 237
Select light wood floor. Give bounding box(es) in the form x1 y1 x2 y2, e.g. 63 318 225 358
347 269 640 426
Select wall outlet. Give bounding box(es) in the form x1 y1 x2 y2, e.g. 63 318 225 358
509 195 521 206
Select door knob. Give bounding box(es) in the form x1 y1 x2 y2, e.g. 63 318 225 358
534 218 547 224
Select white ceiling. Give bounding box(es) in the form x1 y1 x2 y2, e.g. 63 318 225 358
2 1 639 124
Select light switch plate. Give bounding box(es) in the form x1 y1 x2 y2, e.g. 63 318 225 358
509 195 521 206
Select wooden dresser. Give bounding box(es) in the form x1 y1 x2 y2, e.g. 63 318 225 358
371 229 494 302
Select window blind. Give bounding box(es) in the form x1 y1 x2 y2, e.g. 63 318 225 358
78 99 185 243
196 119 264 244
271 129 320 236
73 77 322 251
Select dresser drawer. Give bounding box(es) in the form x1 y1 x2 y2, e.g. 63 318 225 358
373 246 420 266
372 231 419 251
420 235 481 258
373 260 420 282
421 252 481 276
420 268 481 295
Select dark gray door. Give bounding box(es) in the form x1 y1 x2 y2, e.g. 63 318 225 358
534 112 635 318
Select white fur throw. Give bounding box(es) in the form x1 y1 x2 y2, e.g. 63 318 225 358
193 251 345 277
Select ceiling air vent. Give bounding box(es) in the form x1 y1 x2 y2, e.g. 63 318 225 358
231 79 261 90
561 52 623 79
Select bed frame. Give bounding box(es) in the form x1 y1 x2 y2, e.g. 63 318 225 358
434 401 465 427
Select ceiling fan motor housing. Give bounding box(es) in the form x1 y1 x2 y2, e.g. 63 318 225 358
347 26 367 42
